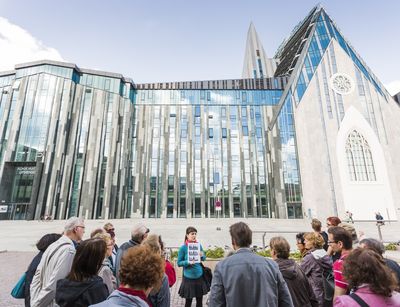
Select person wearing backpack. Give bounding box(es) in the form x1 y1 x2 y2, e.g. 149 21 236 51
270 236 318 307
300 232 333 306
30 217 85 307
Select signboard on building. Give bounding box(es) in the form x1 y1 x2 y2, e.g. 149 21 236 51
0 206 8 213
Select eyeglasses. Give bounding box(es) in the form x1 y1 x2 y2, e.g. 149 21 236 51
328 240 338 244
76 225 85 229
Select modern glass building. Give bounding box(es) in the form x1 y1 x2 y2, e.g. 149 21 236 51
1 5 400 220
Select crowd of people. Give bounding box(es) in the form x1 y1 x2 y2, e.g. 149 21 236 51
15 216 400 307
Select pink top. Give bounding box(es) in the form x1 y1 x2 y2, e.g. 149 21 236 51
333 251 349 289
334 286 400 306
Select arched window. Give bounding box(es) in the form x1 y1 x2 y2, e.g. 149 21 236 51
345 130 376 181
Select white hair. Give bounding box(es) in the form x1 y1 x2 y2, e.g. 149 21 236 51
64 217 84 232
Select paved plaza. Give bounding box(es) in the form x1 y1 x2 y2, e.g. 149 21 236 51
1 218 399 306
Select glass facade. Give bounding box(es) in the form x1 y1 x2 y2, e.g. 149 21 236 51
133 89 285 218
0 63 135 220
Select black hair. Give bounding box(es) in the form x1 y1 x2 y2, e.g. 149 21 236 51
36 233 62 252
184 226 197 243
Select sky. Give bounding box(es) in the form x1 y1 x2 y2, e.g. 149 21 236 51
1 0 399 94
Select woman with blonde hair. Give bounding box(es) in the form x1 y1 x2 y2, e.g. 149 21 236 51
300 232 332 306
93 232 116 294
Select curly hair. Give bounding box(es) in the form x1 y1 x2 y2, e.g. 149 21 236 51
119 245 165 289
343 248 397 297
270 237 290 259
304 232 325 249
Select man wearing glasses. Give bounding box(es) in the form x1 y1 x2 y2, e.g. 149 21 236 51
104 222 118 273
31 217 85 307
327 226 353 302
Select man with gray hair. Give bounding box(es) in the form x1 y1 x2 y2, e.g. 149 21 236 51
114 222 149 286
30 217 85 307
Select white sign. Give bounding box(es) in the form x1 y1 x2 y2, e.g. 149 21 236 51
187 242 201 263
0 205 8 213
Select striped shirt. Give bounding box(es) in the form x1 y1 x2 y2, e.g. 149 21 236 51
333 251 350 289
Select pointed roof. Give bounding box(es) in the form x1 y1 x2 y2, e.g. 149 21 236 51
242 22 276 78
274 6 318 77
270 5 392 127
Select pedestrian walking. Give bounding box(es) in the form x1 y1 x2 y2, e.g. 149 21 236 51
375 212 385 226
178 226 209 307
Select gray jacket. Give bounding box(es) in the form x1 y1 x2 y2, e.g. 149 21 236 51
30 235 76 307
89 290 149 307
209 248 294 307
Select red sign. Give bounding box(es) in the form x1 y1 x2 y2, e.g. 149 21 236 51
215 200 222 211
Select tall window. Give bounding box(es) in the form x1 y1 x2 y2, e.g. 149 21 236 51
345 130 376 181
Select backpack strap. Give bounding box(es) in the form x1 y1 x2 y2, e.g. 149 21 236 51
46 242 72 266
349 293 370 307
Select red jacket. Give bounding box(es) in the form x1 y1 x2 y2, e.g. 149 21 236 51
165 260 176 287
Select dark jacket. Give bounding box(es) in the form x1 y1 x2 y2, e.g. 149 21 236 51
25 251 44 307
55 276 108 307
300 249 332 306
115 240 140 286
386 258 400 285
209 248 293 307
148 274 170 307
276 258 318 307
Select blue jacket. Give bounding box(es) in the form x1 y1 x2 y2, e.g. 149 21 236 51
177 243 206 279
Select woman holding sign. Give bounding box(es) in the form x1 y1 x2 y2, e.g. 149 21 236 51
178 226 208 307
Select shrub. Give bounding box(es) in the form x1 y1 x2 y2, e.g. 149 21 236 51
256 249 272 258
205 247 225 259
289 251 302 261
385 243 398 251
170 250 178 260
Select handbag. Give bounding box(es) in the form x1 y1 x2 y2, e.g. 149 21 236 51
200 263 213 288
11 272 26 299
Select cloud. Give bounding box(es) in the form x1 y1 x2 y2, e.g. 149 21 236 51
0 17 63 71
385 80 400 96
